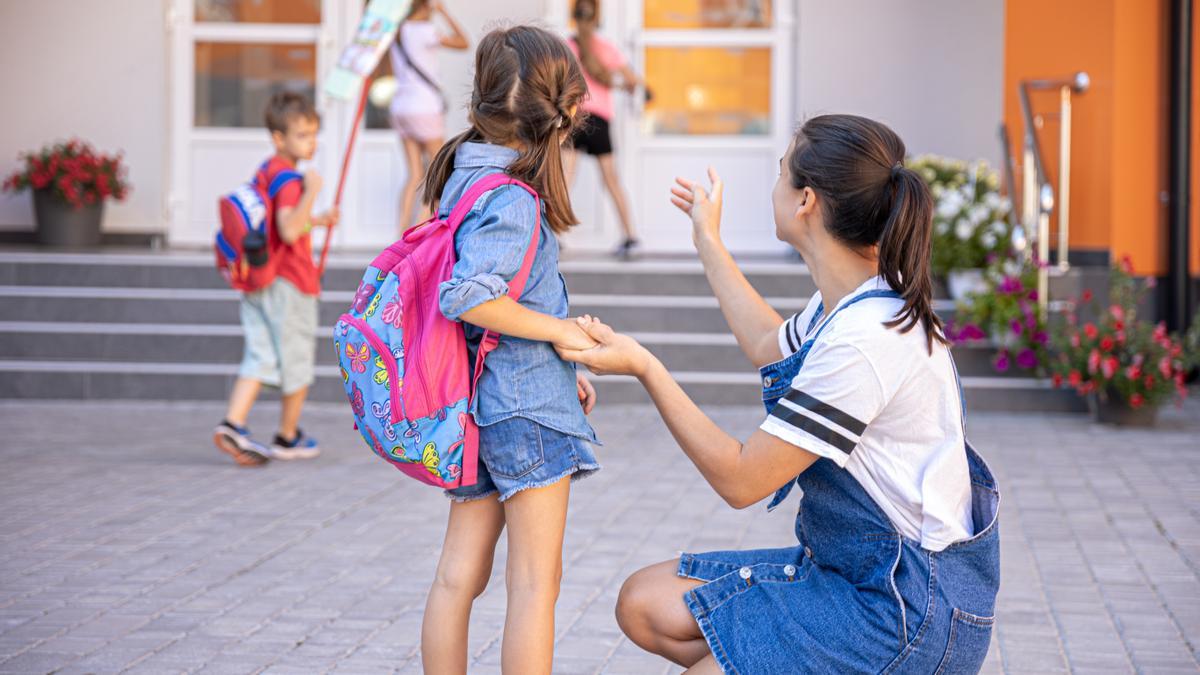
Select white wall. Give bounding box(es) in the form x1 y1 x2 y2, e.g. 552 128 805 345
796 0 1005 167
0 1 168 233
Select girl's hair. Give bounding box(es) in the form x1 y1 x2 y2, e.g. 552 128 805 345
788 114 945 352
423 26 587 233
572 0 613 88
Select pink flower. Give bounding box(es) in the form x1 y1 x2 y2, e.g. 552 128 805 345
1159 357 1173 379
1016 349 1039 370
1084 323 1098 340
1130 393 1145 409
1088 349 1101 374
1011 320 1024 336
993 351 1011 373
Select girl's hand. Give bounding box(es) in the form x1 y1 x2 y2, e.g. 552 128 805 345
556 316 655 378
554 318 599 352
670 167 724 248
576 372 597 414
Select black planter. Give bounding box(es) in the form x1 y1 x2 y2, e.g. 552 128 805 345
1088 388 1160 427
32 188 103 248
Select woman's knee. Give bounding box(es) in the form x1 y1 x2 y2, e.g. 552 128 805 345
615 563 661 639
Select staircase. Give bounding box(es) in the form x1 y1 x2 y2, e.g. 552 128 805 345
0 249 1085 412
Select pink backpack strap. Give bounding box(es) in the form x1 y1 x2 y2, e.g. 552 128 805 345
444 173 543 403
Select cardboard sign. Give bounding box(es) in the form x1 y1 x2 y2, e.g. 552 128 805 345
325 0 412 100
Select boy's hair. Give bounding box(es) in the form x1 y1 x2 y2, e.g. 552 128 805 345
422 26 587 233
264 90 320 134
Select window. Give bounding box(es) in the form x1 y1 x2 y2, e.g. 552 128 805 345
194 42 316 127
195 0 321 24
643 0 772 29
643 46 770 135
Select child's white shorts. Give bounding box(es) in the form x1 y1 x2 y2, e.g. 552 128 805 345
238 278 317 394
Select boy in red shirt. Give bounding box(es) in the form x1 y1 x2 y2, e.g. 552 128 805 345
213 92 339 466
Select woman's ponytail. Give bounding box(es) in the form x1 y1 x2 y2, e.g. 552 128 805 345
879 164 945 351
789 115 945 352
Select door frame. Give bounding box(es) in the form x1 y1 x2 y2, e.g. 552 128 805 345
167 0 345 247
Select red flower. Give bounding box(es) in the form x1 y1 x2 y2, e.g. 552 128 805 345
1081 289 1094 303
1068 370 1083 388
1130 393 1145 408
1101 356 1118 379
1125 364 1141 380
1084 323 1098 340
1120 255 1134 273
1100 336 1114 352
1088 349 1101 374
1144 374 1156 389
1113 319 1125 331
1052 373 1063 388
1159 357 1173 379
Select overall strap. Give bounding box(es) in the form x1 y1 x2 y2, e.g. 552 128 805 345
799 289 901 357
444 173 544 403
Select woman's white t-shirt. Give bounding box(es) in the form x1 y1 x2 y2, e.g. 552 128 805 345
388 21 443 116
759 276 974 551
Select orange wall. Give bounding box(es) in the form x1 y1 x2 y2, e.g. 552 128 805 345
1005 0 1169 275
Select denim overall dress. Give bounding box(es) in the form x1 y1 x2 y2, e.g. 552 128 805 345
677 290 1001 674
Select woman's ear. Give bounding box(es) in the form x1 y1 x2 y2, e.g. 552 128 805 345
795 186 818 221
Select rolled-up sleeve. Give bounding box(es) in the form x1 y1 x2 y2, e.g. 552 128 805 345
438 185 539 322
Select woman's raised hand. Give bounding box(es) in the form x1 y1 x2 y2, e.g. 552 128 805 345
670 166 724 248
555 316 655 378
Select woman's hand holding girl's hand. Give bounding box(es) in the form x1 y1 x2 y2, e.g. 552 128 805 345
671 167 724 249
556 316 656 378
554 318 600 352
576 372 597 414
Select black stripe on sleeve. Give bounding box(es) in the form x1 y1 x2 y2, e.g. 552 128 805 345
784 315 799 353
783 389 868 436
769 404 857 455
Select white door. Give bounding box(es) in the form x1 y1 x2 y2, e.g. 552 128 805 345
168 0 364 251
553 0 794 254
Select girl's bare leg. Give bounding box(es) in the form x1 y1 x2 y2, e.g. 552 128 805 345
421 495 506 675
500 477 572 675
597 153 637 241
399 136 424 230
615 558 711 666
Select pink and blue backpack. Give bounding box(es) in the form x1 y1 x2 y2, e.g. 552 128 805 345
334 174 541 489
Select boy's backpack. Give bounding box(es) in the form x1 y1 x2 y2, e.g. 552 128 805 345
214 162 302 292
334 173 541 489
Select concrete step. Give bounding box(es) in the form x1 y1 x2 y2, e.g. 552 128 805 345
0 285 981 335
0 251 816 297
0 359 1086 412
0 322 1029 377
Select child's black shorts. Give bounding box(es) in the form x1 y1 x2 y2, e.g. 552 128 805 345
570 115 613 156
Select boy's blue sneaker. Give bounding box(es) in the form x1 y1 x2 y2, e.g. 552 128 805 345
213 420 270 467
271 429 320 460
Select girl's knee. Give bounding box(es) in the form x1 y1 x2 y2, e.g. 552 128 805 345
433 561 493 600
505 562 563 599
615 569 653 636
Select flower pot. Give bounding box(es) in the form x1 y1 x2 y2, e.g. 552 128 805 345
946 269 987 301
32 188 103 248
1087 389 1159 427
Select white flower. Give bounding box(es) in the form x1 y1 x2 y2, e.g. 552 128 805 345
955 220 974 241
936 220 950 236
922 168 937 183
969 205 989 226
937 192 964 219
989 220 1008 236
931 184 944 198
981 231 997 249
984 192 1002 210
1002 258 1021 276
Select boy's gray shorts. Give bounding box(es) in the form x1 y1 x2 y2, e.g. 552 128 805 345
238 278 318 394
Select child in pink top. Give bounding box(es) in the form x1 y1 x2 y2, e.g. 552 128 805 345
566 0 645 259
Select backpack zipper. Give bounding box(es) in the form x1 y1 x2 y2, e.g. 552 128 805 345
405 262 435 417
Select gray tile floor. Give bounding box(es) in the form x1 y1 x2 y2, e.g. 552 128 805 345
1 397 1198 674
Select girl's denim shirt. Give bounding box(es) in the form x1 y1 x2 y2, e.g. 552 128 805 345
437 142 599 443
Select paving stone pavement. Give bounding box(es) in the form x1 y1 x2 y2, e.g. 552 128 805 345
1 397 1198 675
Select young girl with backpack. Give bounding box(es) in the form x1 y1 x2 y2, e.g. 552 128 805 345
418 26 601 675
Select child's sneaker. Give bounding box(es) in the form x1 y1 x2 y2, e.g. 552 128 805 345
613 237 640 260
213 420 270 467
271 429 320 460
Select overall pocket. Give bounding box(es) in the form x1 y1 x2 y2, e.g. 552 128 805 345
934 608 994 675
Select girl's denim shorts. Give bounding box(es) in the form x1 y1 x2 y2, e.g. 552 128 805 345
445 416 600 503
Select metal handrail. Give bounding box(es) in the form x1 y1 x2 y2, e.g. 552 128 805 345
1017 71 1089 316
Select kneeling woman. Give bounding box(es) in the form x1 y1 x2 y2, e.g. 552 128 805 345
558 115 1000 674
